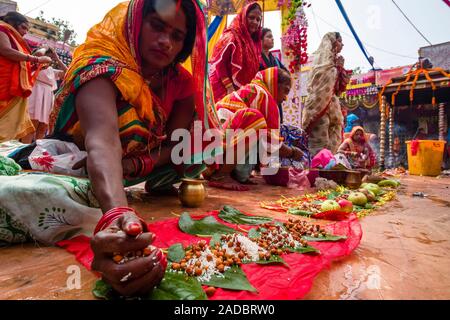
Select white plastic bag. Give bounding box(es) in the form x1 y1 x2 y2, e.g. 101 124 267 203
29 139 88 177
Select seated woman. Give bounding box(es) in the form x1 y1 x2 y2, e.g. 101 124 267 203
1 0 210 297
207 67 304 191
337 126 376 170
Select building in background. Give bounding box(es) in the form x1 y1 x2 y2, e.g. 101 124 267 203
27 16 59 42
0 0 17 16
419 42 450 70
0 0 73 65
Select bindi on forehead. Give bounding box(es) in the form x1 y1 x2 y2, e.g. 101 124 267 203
147 12 186 35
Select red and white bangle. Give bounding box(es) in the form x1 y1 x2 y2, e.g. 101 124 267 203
94 207 148 235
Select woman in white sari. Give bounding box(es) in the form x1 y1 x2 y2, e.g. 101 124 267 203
302 32 351 156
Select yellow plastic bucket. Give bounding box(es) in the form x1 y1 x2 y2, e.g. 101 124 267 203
406 140 446 176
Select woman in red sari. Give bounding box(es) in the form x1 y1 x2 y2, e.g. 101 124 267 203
209 2 262 102
207 67 304 190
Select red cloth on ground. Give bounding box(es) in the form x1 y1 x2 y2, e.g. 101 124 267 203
57 212 362 300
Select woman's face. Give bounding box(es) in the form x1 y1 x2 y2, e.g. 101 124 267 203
246 8 262 35
335 36 344 53
353 130 364 143
277 80 292 105
263 31 274 50
16 22 29 36
139 8 187 71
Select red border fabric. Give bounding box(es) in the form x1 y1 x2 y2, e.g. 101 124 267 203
57 212 362 300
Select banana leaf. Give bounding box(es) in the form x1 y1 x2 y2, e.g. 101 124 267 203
218 206 273 225
201 266 257 293
168 243 185 263
179 213 237 236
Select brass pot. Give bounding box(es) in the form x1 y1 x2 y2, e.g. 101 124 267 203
345 171 362 189
179 178 207 208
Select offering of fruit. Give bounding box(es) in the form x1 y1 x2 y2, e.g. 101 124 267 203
320 200 341 212
348 192 368 206
338 199 354 213
378 180 400 188
361 183 381 196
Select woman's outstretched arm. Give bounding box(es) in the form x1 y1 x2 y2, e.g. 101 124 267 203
75 77 127 213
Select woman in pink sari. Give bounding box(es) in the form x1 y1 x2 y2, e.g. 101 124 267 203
209 2 262 102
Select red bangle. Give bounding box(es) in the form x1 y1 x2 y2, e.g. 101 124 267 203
137 155 155 177
94 207 148 235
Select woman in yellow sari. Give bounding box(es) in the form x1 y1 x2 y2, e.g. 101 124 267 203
0 12 51 142
48 0 213 296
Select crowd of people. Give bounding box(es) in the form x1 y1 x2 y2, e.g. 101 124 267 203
0 0 378 297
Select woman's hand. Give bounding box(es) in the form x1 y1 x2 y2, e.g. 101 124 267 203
36 55 52 64
91 212 166 297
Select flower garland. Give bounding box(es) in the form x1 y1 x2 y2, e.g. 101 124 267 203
279 0 310 73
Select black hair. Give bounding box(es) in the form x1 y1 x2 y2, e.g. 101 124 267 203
278 68 292 86
262 28 272 39
335 32 342 40
143 0 196 65
0 11 28 31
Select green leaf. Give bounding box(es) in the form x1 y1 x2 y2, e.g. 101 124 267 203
149 271 207 300
209 233 222 247
247 227 264 239
218 206 273 225
178 213 237 236
201 266 257 293
168 243 185 263
93 272 207 300
92 280 115 300
302 234 347 242
286 245 320 254
365 203 374 209
287 208 313 217
327 191 341 200
243 255 289 267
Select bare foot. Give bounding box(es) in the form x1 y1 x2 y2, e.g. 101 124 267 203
208 175 251 191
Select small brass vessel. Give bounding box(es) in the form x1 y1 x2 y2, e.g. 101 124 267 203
345 170 362 189
179 178 207 208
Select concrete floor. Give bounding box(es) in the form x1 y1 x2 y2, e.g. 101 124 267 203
0 175 449 300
